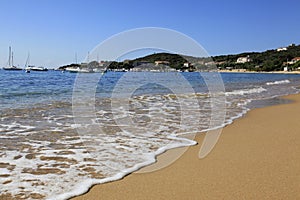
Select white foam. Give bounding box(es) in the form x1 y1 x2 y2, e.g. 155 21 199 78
0 168 10 175
266 79 290 85
51 136 196 200
226 87 267 96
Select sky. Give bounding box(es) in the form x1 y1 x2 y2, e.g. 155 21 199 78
0 0 300 68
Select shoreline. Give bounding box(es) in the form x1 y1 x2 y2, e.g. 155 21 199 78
71 93 300 200
218 69 300 74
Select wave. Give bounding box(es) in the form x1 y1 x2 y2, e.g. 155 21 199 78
226 87 267 96
266 79 290 85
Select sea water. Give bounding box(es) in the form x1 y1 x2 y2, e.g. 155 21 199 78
0 70 300 199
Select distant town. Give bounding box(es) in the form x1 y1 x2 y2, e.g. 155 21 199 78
56 43 300 73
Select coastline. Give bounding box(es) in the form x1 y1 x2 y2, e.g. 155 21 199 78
71 93 300 200
218 69 300 74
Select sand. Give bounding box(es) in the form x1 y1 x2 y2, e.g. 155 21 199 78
72 94 300 200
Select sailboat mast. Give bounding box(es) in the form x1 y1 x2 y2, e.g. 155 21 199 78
8 46 11 67
12 51 14 67
3 46 22 70
25 52 30 68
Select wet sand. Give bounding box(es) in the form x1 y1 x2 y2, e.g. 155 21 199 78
72 94 300 200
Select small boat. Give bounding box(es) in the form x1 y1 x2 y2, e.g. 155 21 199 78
3 46 22 71
65 67 92 73
28 66 48 71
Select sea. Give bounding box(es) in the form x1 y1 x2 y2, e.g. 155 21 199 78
1 70 300 199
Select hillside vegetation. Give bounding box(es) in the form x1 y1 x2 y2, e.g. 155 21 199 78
58 44 300 72
214 44 300 71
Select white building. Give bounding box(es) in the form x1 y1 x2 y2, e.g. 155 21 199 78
277 47 287 52
292 57 300 63
155 61 170 66
287 57 300 65
183 62 191 67
236 56 251 64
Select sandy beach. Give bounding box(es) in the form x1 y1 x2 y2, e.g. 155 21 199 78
72 93 300 200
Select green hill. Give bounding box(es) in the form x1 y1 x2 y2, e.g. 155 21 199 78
58 44 300 72
214 44 300 71
134 52 187 69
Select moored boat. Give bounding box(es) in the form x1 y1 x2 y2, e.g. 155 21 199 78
3 46 22 71
65 67 92 73
27 66 48 71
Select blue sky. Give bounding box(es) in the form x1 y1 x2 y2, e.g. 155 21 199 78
0 0 299 68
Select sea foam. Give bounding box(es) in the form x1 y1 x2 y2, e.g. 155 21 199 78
266 79 290 85
226 87 267 96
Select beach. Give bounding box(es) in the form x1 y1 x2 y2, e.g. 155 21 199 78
1 71 300 199
72 93 300 200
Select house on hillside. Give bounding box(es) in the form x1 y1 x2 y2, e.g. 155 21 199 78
287 57 300 65
292 57 300 63
236 55 251 63
276 47 287 52
154 61 170 66
183 62 191 67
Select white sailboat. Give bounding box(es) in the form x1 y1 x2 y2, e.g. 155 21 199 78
24 53 48 72
3 46 22 71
